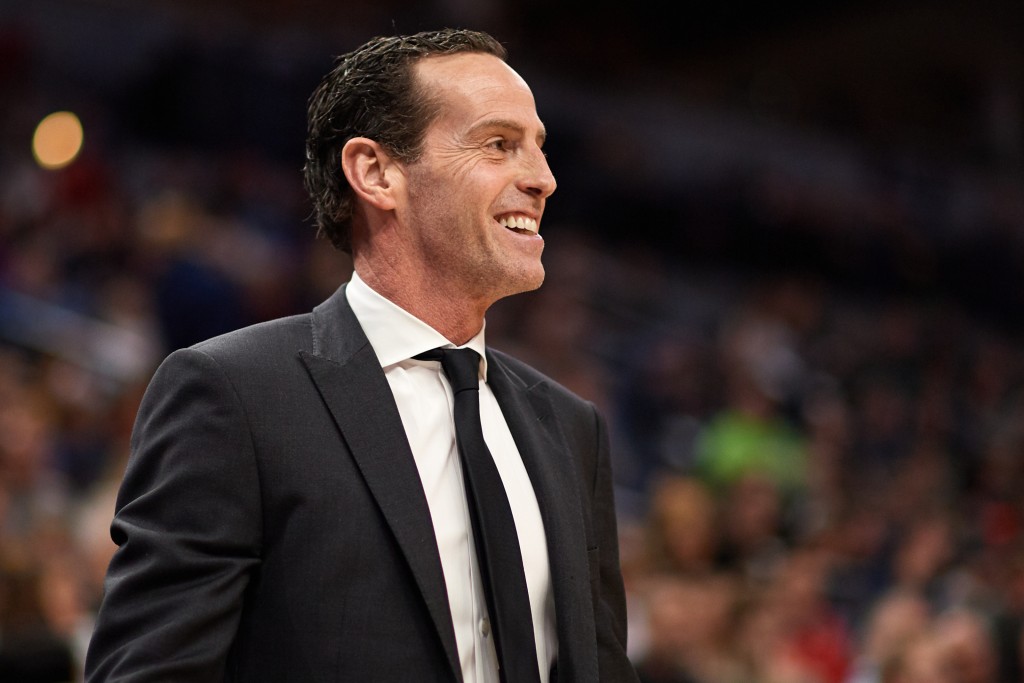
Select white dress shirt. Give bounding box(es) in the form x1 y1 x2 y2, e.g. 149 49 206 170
345 271 556 683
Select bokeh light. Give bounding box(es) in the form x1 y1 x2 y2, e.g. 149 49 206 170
32 110 84 170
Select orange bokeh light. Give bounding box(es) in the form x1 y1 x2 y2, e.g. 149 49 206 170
33 111 84 170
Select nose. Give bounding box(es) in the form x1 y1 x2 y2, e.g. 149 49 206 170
518 146 557 199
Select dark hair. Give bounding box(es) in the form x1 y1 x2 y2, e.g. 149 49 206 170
303 28 508 252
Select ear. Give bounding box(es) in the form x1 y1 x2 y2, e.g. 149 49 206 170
340 137 401 211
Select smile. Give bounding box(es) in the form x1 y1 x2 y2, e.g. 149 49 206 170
497 214 539 235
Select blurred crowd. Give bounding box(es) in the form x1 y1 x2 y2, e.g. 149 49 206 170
2 6 1024 683
609 273 1024 683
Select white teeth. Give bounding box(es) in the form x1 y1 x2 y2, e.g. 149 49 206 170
499 216 538 234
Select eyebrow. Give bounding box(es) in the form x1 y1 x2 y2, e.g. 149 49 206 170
471 118 547 146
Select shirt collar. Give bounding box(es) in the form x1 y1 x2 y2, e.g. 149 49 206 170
345 270 489 380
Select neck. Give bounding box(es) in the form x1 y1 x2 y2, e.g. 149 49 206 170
354 256 489 346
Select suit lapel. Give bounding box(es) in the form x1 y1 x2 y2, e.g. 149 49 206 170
486 353 599 681
298 285 462 681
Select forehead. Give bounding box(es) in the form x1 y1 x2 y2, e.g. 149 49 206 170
413 52 543 131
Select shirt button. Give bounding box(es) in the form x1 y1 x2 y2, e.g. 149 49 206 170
479 618 491 638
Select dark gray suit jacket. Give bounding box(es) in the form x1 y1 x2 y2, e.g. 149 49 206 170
85 284 638 682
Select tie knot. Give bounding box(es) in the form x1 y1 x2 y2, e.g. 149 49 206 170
417 347 480 394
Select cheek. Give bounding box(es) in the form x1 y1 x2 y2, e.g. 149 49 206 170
406 163 504 239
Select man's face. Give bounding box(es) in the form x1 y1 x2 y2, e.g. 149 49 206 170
396 52 556 305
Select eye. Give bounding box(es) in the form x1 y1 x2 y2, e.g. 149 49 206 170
486 137 514 153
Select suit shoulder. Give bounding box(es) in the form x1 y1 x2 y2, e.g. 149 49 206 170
489 348 594 410
187 313 314 364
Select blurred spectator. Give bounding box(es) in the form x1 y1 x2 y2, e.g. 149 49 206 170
641 475 720 578
844 588 931 683
766 547 853 683
932 606 1001 683
890 630 956 683
634 573 743 683
0 548 76 683
890 510 960 611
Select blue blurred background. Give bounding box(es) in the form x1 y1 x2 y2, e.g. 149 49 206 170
1 1 1023 681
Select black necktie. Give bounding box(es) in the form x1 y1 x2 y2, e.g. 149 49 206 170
416 347 541 683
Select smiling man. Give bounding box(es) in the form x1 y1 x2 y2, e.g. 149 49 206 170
85 29 638 683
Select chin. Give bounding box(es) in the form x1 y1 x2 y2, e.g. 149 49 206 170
487 273 543 304
482 258 545 301
515 265 545 294
526 271 545 292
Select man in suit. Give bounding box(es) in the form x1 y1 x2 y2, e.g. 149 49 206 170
85 28 638 682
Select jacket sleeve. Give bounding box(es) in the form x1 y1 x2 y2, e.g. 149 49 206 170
589 407 641 683
85 348 263 682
